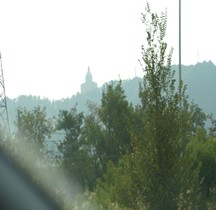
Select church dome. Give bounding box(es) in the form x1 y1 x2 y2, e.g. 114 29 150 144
86 67 92 82
81 66 97 94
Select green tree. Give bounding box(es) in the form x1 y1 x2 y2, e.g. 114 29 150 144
80 104 106 189
56 106 95 191
98 82 133 163
190 103 207 133
82 82 135 174
94 3 206 209
198 139 216 208
187 128 216 208
96 156 142 210
208 114 216 137
130 3 200 209
9 105 55 189
16 106 54 157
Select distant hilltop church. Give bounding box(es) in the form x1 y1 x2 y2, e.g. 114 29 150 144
81 67 98 94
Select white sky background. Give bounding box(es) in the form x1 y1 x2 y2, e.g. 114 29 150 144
0 0 215 100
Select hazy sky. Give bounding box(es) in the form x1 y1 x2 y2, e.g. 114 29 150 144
0 0 215 100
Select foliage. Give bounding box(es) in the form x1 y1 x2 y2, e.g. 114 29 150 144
63 189 133 210
13 106 54 167
56 106 87 190
80 104 107 188
56 106 101 193
4 2 216 209
16 106 54 149
190 103 207 133
134 3 201 209
57 107 84 156
96 156 137 209
94 3 203 210
208 114 216 137
187 128 216 208
63 190 101 210
55 82 136 192
82 82 135 174
98 82 134 163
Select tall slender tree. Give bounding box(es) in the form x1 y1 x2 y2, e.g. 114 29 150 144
95 3 204 209
131 3 200 209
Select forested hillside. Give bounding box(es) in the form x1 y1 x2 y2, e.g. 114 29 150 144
173 60 216 117
6 60 216 132
2 3 216 209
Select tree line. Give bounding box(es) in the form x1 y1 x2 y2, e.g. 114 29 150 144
1 3 216 209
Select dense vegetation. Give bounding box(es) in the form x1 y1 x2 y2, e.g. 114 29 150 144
1 3 216 210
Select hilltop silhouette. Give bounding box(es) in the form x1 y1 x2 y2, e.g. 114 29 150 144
6 61 216 131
